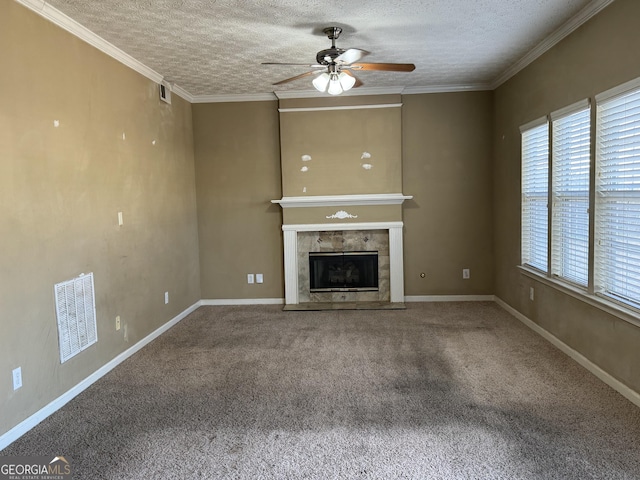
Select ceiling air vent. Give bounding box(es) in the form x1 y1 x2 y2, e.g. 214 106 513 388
54 273 98 363
159 80 172 104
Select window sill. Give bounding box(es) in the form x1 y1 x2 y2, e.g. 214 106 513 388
518 265 640 329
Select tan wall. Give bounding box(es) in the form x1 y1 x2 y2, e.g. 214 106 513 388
193 91 494 300
192 101 284 299
0 1 200 436
279 96 402 197
402 92 494 295
493 0 640 392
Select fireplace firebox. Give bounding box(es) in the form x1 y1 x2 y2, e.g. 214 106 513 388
309 251 378 292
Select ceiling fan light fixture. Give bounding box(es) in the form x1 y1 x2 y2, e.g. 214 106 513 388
338 71 356 91
312 72 330 92
313 70 355 95
327 73 343 95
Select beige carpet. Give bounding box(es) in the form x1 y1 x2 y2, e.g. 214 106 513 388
2 302 639 479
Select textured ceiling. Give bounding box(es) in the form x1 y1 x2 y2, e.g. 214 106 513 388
40 0 606 98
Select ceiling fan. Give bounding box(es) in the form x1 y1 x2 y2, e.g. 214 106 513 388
262 27 416 95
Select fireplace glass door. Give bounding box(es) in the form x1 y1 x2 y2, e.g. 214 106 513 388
309 251 378 292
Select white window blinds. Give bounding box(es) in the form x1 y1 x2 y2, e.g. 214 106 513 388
595 86 640 309
551 103 591 286
522 120 549 272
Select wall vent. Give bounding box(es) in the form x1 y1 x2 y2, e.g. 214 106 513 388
54 273 98 363
159 81 172 104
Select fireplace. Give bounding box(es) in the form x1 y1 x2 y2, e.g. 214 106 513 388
309 251 379 292
271 194 411 306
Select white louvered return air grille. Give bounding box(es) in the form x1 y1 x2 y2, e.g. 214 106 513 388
54 273 98 363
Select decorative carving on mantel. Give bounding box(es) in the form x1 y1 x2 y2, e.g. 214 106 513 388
326 210 358 219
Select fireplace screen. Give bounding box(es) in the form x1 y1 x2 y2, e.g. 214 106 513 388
309 251 378 292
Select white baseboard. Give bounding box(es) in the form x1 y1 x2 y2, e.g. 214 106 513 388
0 300 201 451
200 298 284 306
494 297 640 409
405 295 496 302
203 296 495 305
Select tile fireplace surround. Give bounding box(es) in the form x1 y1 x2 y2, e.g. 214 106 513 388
301 230 389 303
272 194 411 307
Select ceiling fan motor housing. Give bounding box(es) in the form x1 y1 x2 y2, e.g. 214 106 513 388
316 48 345 65
317 26 345 65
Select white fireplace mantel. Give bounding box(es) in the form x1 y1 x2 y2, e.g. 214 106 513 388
281 222 406 305
271 193 413 208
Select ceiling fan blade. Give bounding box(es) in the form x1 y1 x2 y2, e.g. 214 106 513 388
335 48 369 65
262 62 324 68
272 70 322 86
350 62 416 72
343 70 363 88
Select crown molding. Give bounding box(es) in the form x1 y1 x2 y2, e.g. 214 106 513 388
169 84 194 103
16 0 484 104
15 0 194 102
16 0 616 103
190 93 278 103
192 87 405 104
490 0 616 89
195 84 491 104
279 104 402 113
17 0 163 83
274 86 405 100
402 84 492 94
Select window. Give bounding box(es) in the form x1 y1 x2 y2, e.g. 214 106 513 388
520 77 640 317
521 120 549 272
521 103 591 285
551 103 591 286
595 85 640 309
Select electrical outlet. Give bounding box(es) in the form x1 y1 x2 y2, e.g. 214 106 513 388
247 274 254 284
12 367 22 391
116 315 121 331
256 273 264 284
463 268 470 279
164 292 169 304
530 287 535 301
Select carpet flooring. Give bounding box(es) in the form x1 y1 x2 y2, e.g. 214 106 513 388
2 302 640 479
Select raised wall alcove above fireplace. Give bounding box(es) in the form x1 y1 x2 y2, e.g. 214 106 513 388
273 94 410 309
